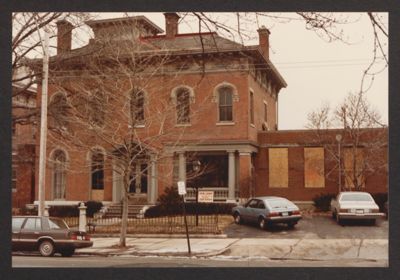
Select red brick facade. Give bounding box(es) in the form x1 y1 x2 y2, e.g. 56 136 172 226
13 14 388 208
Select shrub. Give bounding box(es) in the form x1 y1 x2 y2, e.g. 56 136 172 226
371 193 388 212
48 201 103 217
85 200 103 217
145 202 237 218
312 193 337 212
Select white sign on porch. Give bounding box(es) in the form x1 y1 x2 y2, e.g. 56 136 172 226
198 191 214 203
177 181 186 195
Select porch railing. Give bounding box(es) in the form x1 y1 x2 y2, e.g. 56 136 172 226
185 187 238 201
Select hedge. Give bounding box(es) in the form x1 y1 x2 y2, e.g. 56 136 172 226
145 202 237 218
312 193 337 212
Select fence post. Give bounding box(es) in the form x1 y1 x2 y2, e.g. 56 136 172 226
79 202 87 232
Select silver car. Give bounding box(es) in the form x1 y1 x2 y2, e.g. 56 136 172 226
330 192 384 225
232 196 302 230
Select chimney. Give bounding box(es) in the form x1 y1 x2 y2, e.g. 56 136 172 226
57 20 73 54
257 26 270 59
164 13 180 39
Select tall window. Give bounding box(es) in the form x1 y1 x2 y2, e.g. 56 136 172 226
52 150 66 199
264 102 268 122
218 86 233 122
250 91 254 125
12 168 17 191
91 151 104 190
49 93 69 129
176 88 190 124
130 89 145 125
88 91 105 126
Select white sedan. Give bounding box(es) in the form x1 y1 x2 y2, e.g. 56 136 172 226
330 192 384 225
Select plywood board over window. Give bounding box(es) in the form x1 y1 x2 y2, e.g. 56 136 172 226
269 148 288 188
304 147 325 188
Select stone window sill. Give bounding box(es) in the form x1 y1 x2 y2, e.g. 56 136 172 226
216 122 235 126
175 124 191 127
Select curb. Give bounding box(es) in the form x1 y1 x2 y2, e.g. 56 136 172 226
90 234 228 238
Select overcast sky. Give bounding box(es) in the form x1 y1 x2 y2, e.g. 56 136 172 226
80 12 388 130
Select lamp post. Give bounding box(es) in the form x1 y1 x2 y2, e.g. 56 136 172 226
192 160 201 226
336 134 342 193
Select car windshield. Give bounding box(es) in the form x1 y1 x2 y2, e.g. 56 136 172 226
48 218 69 229
340 193 373 202
267 199 291 209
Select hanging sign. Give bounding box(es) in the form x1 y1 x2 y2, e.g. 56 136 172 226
198 191 214 203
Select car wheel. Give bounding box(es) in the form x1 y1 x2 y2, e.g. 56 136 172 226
336 213 342 225
234 213 242 224
332 210 336 219
39 240 55 257
258 217 266 230
60 248 75 257
287 222 297 229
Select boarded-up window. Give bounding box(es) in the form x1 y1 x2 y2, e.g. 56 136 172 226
343 148 365 189
304 147 325 188
268 148 288 188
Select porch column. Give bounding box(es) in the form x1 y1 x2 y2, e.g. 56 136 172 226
112 160 123 203
135 163 141 193
177 151 186 183
239 152 252 200
228 150 236 202
149 154 158 204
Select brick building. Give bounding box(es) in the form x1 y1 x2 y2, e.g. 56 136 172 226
14 13 387 209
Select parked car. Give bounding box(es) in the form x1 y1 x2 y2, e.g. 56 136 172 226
232 196 302 230
383 201 388 219
12 216 93 257
330 192 384 225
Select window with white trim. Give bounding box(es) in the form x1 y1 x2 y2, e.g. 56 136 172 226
218 86 233 122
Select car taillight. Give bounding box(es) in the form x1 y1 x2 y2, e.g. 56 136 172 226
292 210 300 215
339 208 347 213
269 212 279 217
70 233 77 240
372 209 380 213
84 234 91 241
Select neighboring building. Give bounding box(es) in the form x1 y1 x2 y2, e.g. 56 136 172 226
12 79 37 208
15 13 387 209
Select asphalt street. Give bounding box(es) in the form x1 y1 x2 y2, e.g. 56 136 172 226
223 215 388 239
12 255 388 267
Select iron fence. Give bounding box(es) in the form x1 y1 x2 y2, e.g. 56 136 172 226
63 215 220 234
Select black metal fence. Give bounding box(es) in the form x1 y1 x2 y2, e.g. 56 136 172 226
63 215 220 234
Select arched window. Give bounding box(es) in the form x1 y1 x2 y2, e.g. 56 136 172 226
88 90 105 126
49 93 69 129
130 88 145 125
218 86 233 122
91 150 104 190
52 150 66 199
176 88 190 124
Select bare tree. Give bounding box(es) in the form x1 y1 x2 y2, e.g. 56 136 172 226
33 19 214 247
307 91 387 191
12 12 92 125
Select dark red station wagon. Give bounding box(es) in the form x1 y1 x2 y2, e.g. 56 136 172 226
12 216 93 257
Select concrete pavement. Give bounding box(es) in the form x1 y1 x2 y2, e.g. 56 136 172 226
76 237 388 262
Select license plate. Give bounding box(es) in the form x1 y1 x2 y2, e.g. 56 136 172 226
281 212 288 216
356 209 364 214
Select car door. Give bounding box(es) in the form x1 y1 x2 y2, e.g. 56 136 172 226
246 199 260 223
12 217 26 251
19 217 43 251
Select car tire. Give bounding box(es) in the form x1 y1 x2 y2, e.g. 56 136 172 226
287 222 297 229
336 214 342 225
60 248 75 257
39 240 55 257
332 210 336 219
258 217 266 230
234 213 242 224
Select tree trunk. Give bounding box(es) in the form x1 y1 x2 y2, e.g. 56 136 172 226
119 173 129 247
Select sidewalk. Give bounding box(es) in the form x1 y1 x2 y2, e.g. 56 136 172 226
76 237 388 261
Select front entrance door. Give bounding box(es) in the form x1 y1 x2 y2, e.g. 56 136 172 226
129 163 148 194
